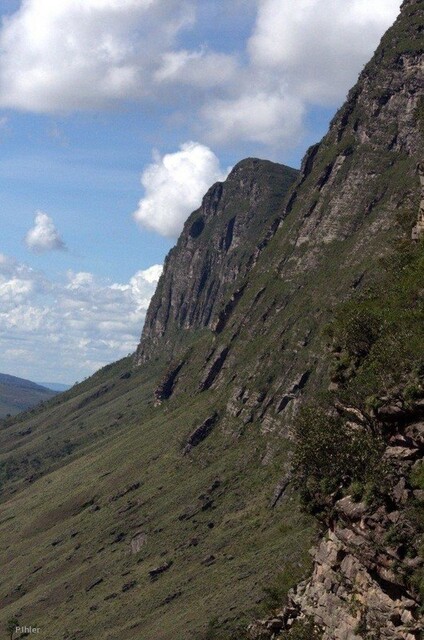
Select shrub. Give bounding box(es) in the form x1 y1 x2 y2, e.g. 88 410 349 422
293 407 384 511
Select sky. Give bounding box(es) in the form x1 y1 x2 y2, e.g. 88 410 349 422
0 0 402 384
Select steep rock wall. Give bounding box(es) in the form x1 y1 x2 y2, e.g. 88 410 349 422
135 159 298 364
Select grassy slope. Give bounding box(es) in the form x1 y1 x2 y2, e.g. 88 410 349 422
0 357 314 640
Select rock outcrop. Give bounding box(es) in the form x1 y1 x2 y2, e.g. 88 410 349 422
0 2 422 640
135 159 298 364
135 0 423 431
250 400 424 640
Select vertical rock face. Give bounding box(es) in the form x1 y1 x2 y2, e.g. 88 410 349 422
214 0 423 426
137 0 423 385
243 2 424 636
135 159 298 363
411 162 424 240
0 3 422 640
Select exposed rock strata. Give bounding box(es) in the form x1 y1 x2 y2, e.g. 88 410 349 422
135 159 298 364
182 412 219 454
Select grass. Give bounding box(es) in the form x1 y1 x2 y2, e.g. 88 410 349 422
0 358 315 640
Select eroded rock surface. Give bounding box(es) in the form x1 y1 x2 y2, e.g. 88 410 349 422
135 159 299 364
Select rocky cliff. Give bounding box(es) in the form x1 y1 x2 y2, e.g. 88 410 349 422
136 0 423 435
253 405 424 640
135 0 424 637
136 158 298 364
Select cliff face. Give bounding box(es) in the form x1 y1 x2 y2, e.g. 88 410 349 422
288 400 424 640
279 0 423 257
136 0 423 432
136 158 298 364
252 362 424 639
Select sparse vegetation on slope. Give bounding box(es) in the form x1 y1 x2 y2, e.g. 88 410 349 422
295 240 424 514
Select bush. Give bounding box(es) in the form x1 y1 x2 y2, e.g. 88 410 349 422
293 407 384 511
203 618 251 640
327 241 424 409
328 307 383 360
262 563 310 613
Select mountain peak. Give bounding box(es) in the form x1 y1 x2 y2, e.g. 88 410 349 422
135 157 298 364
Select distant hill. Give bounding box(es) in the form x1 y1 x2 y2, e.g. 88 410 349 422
36 382 72 392
0 373 57 418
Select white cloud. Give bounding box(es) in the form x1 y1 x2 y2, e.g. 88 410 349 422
133 141 229 238
0 253 50 301
155 48 239 88
0 0 402 148
202 89 305 147
25 211 66 254
247 0 402 105
200 0 401 148
0 254 162 382
133 264 163 285
0 0 194 112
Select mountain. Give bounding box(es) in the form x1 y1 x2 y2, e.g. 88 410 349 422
0 373 57 418
0 1 422 639
136 158 299 364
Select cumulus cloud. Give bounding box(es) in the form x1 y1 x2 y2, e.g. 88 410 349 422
155 48 239 88
0 253 50 301
0 254 162 382
0 0 402 147
247 0 402 105
201 0 401 148
133 142 229 237
25 211 66 254
0 0 194 112
202 89 305 147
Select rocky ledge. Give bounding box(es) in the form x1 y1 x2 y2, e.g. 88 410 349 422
249 400 424 640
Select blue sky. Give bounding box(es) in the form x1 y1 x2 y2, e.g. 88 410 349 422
0 0 401 383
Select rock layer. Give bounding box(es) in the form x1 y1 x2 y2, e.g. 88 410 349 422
135 159 298 364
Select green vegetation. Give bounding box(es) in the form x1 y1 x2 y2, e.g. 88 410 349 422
330 241 424 410
0 353 315 640
293 407 385 513
0 2 421 637
378 1 424 57
6 617 19 640
293 240 424 514
202 617 251 640
411 461 424 491
261 561 312 613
